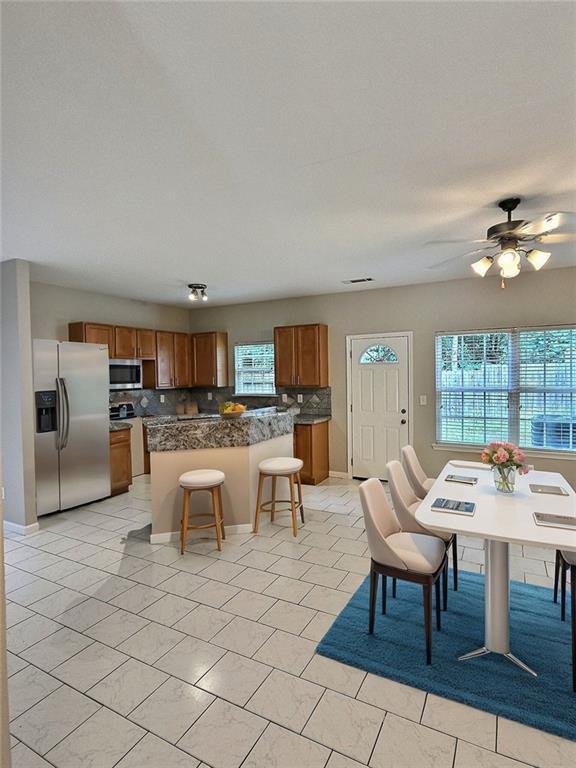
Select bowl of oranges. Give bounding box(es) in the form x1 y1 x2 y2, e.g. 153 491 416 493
219 402 247 419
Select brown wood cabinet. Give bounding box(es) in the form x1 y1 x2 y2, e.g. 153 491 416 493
274 324 328 387
191 332 229 387
155 331 175 389
110 428 132 496
294 420 330 485
137 329 156 359
114 326 137 359
174 332 191 387
69 322 115 357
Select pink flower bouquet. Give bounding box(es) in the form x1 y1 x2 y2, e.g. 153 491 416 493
481 442 529 493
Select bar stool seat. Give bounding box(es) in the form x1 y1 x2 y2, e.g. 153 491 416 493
253 457 304 537
179 469 225 488
258 457 303 475
179 469 226 554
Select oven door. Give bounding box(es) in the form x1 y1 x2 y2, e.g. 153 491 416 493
109 359 143 390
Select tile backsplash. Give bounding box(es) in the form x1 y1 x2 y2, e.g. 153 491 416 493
109 387 331 418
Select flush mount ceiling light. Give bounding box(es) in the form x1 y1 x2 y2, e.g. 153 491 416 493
428 197 575 288
188 283 208 302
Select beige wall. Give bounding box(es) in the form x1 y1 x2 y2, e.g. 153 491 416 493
189 267 576 486
30 282 190 341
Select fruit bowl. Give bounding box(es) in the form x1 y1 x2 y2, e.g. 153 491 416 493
219 402 247 418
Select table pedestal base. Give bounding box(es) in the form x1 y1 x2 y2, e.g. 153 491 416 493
457 539 537 677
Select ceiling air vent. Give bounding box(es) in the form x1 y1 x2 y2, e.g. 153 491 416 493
341 277 374 284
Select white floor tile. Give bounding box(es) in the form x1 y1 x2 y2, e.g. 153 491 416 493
154 635 226 684
259 599 317 634
139 593 198 626
211 616 274 657
11 684 100 754
116 732 200 767
7 614 61 653
88 658 168 715
454 741 532 768
8 665 62 720
177 698 267 768
84 608 149 647
196 651 271 706
52 641 128 692
302 655 365 697
21 627 94 671
243 722 330 768
173 604 234 641
370 713 456 768
222 589 277 620
117 621 185 664
357 674 425 723
246 669 324 732
130 676 214 743
254 629 316 675
11 741 53 768
497 717 576 768
45 706 145 768
422 693 497 750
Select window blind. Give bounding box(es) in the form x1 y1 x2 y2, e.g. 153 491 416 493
234 342 276 395
435 326 576 451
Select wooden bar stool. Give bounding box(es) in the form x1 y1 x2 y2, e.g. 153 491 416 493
253 457 304 537
179 469 226 554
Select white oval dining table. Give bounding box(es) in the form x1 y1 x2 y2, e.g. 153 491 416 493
416 460 576 676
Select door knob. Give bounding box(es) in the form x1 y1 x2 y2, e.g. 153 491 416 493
401 408 406 414
401 419 407 425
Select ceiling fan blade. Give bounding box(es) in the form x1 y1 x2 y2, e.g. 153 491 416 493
428 245 498 270
535 232 576 244
515 212 575 237
425 238 491 246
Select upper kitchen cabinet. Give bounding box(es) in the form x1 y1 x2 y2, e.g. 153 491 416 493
69 322 115 357
154 331 176 389
191 332 229 387
136 329 156 359
174 332 191 387
114 326 137 359
274 323 328 387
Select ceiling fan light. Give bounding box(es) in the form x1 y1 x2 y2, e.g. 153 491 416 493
526 249 551 270
497 248 520 269
500 262 521 279
471 256 493 277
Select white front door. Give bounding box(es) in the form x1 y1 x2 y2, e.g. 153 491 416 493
350 335 410 479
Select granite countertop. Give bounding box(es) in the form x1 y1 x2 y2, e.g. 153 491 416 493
109 421 133 432
145 411 293 452
293 414 331 425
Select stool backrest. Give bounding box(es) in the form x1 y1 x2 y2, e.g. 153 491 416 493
359 478 406 570
401 445 428 499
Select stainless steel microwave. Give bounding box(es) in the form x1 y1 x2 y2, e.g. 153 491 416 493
109 359 143 390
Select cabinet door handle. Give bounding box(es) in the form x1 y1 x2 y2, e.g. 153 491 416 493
401 419 407 425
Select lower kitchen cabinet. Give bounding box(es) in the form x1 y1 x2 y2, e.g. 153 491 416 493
294 420 329 485
110 428 132 496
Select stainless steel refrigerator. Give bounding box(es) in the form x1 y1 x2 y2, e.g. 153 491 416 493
33 340 110 516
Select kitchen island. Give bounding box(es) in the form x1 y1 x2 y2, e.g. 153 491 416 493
145 411 293 542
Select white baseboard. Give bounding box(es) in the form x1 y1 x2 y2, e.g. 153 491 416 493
150 522 253 545
3 520 40 537
328 471 349 479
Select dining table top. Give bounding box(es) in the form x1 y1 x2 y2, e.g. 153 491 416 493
416 461 576 552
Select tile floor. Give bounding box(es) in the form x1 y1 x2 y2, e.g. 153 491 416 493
3 475 575 768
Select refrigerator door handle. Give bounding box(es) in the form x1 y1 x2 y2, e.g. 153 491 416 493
55 377 64 450
60 377 71 449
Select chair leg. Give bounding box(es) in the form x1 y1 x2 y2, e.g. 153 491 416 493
382 574 387 615
211 488 222 552
452 535 458 591
570 564 575 693
392 578 397 598
423 583 432 664
297 472 305 524
435 576 441 631
217 485 225 540
253 473 265 533
289 474 298 537
554 550 561 603
271 476 277 523
562 562 567 622
442 561 448 611
180 488 190 555
369 566 378 634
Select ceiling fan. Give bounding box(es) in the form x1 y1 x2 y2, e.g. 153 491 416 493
429 197 576 286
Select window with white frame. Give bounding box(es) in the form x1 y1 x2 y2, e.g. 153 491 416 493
234 342 276 395
435 326 576 452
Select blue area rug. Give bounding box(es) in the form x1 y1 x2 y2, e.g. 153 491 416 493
316 570 576 741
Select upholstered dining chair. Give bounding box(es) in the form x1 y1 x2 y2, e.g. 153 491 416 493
387 459 458 599
401 444 435 500
553 549 575 692
359 478 446 664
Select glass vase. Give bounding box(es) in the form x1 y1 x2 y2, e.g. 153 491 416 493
493 465 516 494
